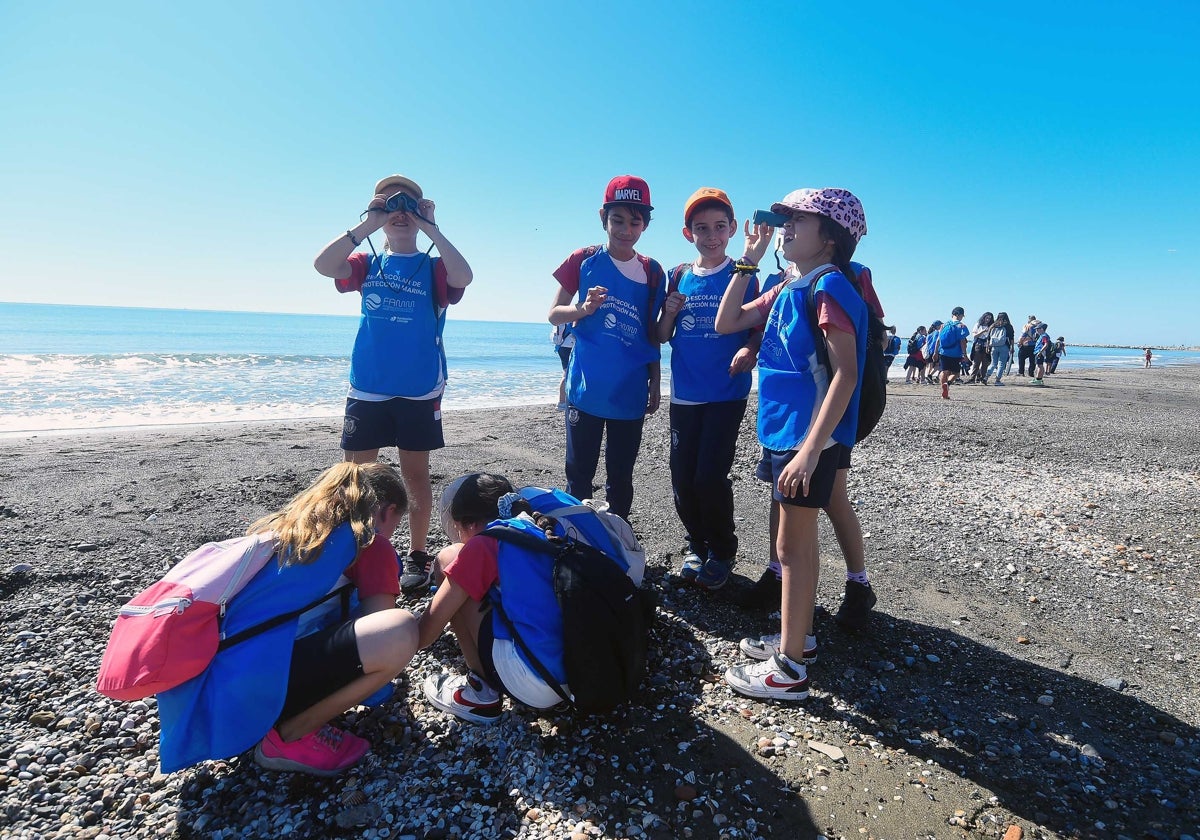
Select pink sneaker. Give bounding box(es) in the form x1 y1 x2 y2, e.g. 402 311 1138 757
253 724 370 776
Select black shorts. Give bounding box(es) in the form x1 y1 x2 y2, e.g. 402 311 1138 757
939 356 963 372
341 396 445 452
557 345 572 371
756 444 849 483
279 618 363 722
761 444 846 509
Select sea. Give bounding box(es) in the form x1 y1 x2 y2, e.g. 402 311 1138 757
3 302 1198 437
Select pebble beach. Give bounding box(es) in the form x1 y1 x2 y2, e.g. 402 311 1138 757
1 364 1197 840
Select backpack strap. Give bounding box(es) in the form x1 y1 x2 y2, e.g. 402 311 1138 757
482 524 574 706
642 257 666 344
216 582 354 652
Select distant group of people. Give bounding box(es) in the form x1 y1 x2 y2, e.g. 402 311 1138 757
902 311 1066 396
143 173 904 780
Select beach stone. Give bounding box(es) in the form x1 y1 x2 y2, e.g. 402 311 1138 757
808 741 846 762
9 563 33 574
29 711 57 728
1101 678 1127 691
674 784 697 802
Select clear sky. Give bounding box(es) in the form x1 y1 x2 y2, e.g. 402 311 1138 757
1 1 1196 345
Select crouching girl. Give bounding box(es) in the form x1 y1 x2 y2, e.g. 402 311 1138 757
417 473 566 724
158 462 419 776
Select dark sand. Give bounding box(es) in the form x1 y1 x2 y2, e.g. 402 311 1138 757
1 364 1197 839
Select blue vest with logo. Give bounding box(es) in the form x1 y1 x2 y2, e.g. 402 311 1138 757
156 524 357 772
488 515 566 684
669 262 755 403
757 265 868 451
349 253 446 397
567 248 665 420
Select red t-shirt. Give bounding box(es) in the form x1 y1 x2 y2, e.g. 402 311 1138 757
337 252 464 308
442 535 500 602
345 536 401 600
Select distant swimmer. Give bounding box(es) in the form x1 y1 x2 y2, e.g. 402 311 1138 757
1145 347 1153 368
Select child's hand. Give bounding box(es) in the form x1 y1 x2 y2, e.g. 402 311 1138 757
580 286 609 315
663 291 686 317
742 219 774 265
777 447 819 498
729 346 756 375
411 199 437 232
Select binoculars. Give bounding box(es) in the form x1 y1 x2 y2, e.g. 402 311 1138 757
383 191 421 214
752 209 791 227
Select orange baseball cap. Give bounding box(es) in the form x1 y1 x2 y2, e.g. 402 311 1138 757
374 175 423 199
683 187 733 225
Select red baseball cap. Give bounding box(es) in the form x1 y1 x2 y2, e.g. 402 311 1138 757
603 175 653 211
683 187 733 225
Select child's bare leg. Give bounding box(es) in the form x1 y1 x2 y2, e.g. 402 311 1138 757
343 448 381 464
776 505 820 662
277 609 418 741
398 449 432 553
824 470 864 575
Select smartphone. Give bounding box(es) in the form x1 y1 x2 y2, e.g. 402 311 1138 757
752 209 791 227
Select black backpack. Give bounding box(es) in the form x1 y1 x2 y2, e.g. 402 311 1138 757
483 524 654 715
906 336 921 355
804 267 887 443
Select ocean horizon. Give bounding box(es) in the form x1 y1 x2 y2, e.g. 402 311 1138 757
3 301 1197 437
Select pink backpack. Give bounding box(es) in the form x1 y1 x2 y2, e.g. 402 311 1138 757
96 533 279 701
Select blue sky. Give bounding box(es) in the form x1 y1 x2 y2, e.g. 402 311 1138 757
1 1 1196 345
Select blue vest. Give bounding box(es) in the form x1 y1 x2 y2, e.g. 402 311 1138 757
349 253 447 396
488 516 567 684
669 262 755 403
757 265 868 451
156 525 357 773
567 249 665 419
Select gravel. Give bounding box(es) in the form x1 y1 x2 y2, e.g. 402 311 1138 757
1 364 1197 839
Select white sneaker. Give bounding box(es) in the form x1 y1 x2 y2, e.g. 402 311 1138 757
738 632 818 663
725 654 810 700
423 671 503 724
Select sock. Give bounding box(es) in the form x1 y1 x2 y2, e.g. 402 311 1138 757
467 671 500 701
780 652 809 674
805 634 817 652
846 570 870 586
767 560 782 580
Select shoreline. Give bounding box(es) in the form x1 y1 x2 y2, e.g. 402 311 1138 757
1 365 1198 839
1 359 1190 440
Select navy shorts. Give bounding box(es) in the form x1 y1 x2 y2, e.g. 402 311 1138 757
760 444 847 509
557 345 572 371
341 396 445 452
756 443 849 483
939 356 962 372
279 618 362 722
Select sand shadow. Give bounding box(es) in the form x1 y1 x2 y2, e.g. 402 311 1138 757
672 582 1198 840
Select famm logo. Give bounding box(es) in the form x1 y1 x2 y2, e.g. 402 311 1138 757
612 188 641 202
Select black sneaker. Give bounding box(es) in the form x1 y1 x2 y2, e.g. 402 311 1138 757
735 567 783 612
400 549 434 595
834 580 877 633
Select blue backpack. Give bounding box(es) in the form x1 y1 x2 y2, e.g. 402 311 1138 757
515 487 646 585
484 493 653 715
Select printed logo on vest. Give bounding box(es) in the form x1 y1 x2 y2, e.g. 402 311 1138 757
679 313 696 332
603 313 618 329
364 293 383 312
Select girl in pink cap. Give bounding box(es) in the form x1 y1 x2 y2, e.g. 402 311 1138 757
715 188 870 702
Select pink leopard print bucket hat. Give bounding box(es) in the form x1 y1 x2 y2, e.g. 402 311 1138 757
771 188 867 243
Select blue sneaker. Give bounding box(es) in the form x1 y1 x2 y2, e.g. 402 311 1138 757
679 551 704 581
695 558 732 590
